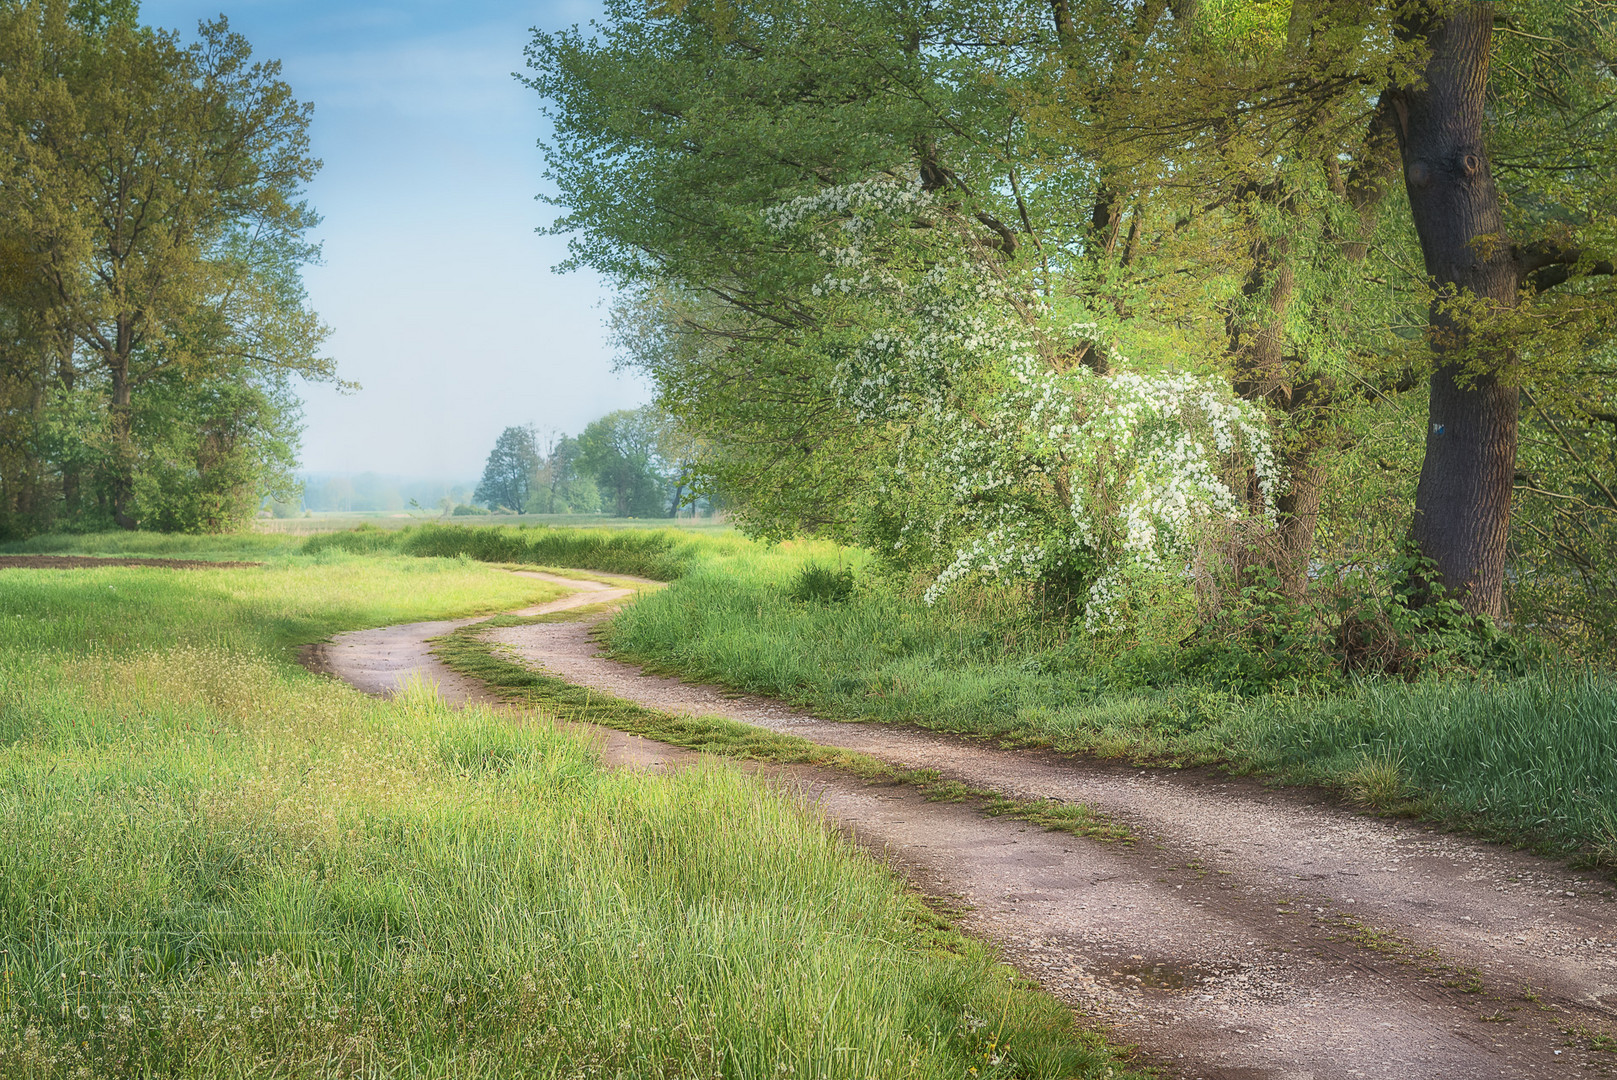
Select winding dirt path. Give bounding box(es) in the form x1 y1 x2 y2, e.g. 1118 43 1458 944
309 571 1617 1079
303 571 687 769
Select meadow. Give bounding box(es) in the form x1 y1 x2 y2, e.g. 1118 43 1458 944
0 539 1141 1078
254 512 734 536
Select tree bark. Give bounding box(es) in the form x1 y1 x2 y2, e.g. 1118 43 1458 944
1391 3 1519 620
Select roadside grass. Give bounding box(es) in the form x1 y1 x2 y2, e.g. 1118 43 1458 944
0 530 304 561
0 553 564 658
595 541 1617 863
0 547 1145 1078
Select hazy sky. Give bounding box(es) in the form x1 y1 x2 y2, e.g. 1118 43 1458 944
140 0 649 479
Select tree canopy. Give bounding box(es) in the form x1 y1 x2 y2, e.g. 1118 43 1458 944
533 0 1617 651
475 425 542 512
0 1 333 535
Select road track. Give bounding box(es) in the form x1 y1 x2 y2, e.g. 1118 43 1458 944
305 569 1617 1080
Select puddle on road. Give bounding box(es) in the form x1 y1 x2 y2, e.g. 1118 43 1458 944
1100 959 1227 990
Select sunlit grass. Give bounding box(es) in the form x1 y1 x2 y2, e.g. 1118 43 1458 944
0 553 564 657
0 541 1142 1078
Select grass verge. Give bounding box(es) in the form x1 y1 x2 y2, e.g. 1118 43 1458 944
0 543 1146 1078
299 521 747 581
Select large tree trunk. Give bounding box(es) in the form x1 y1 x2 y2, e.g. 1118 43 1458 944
1391 3 1519 620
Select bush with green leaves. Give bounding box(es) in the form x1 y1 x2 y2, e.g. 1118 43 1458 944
787 561 855 604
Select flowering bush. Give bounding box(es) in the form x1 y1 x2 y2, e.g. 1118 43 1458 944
768 177 1284 627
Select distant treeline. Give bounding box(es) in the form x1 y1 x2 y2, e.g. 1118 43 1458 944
473 406 710 519
271 407 714 520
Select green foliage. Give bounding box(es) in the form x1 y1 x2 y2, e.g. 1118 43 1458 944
1509 389 1617 661
473 424 541 511
538 0 1617 642
525 433 600 514
576 406 681 517
1185 548 1536 692
0 3 333 535
128 373 303 533
787 559 855 604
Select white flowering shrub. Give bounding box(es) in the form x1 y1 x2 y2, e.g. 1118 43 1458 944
767 178 1284 628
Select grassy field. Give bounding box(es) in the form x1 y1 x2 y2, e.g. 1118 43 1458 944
0 540 1143 1078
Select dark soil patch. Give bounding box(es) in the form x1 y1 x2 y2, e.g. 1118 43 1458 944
0 555 261 571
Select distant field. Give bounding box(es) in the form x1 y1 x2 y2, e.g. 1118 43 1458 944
255 511 734 535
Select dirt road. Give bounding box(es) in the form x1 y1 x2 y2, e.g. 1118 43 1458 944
309 570 1617 1079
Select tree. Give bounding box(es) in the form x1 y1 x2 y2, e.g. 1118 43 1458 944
0 2 334 533
576 408 674 518
525 433 600 514
474 425 541 512
1385 1 1617 618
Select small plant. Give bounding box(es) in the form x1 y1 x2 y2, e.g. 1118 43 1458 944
1590 808 1617 870
1344 750 1412 812
788 561 855 604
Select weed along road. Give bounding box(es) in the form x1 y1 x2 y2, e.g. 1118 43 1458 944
308 570 1617 1080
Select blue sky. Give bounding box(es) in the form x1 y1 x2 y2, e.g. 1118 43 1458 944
140 0 650 479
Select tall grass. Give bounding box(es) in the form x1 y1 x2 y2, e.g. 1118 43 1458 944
0 547 1140 1078
0 554 563 656
603 541 1617 859
1236 673 1617 844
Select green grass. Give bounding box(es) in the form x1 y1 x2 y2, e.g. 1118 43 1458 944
0 551 564 657
597 540 1617 863
0 529 306 561
0 537 1145 1079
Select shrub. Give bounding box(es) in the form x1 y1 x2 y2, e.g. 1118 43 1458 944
788 561 855 604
